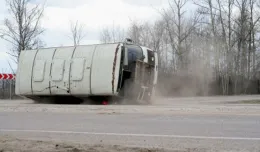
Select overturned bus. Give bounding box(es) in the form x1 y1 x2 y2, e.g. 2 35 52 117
15 39 158 104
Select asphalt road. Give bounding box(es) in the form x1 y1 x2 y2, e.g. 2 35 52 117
0 97 260 151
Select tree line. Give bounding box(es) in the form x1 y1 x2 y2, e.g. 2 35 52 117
100 0 260 96
1 0 260 98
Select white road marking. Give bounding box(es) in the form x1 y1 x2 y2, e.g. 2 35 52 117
1 129 260 141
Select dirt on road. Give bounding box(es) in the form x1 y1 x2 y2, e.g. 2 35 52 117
0 135 206 152
1 100 260 116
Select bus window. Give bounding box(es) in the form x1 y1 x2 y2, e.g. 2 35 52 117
147 49 155 66
126 45 143 64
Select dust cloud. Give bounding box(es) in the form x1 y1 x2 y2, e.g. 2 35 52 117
154 37 222 100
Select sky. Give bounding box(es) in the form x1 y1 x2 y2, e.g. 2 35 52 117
0 0 194 72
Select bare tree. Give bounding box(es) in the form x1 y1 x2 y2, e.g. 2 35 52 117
99 24 125 43
0 0 45 62
193 0 260 94
111 23 125 43
100 27 112 43
248 0 260 77
161 0 201 71
69 20 86 46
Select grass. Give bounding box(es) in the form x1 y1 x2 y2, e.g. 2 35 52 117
239 100 260 104
226 100 260 104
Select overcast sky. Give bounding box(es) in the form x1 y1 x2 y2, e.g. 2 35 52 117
0 0 195 72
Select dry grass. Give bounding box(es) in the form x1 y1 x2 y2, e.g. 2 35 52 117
225 100 260 104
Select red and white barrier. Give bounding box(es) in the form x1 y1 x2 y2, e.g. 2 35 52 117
0 73 16 80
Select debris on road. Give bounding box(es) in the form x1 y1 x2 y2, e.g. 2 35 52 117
0 135 174 152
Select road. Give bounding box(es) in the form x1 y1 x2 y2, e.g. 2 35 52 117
0 96 260 151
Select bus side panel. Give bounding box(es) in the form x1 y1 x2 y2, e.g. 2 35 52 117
32 48 56 95
70 45 96 95
91 43 122 95
15 50 38 95
15 51 24 95
50 46 75 95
